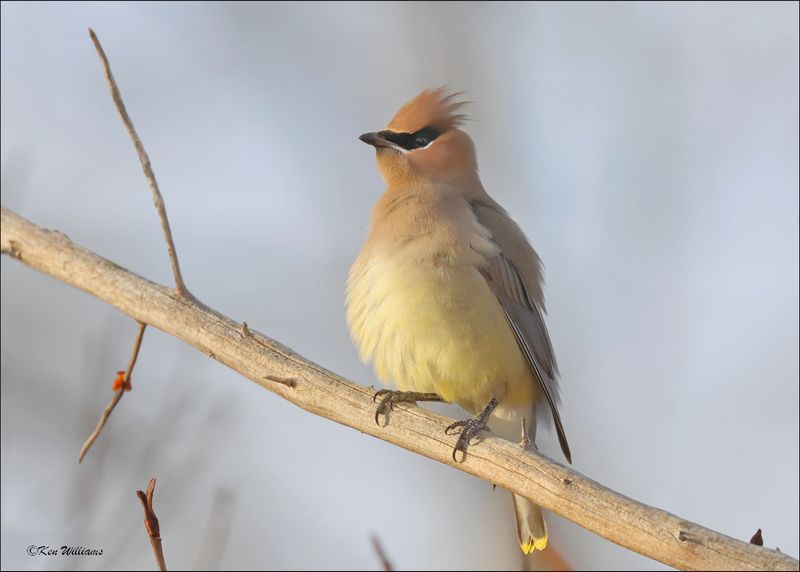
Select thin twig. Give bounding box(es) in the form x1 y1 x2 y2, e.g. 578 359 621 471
88 28 192 299
78 321 146 462
370 535 393 572
136 478 167 572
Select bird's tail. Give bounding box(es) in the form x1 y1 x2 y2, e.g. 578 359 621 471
512 493 548 553
488 404 548 553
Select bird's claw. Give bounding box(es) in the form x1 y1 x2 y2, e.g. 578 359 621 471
372 390 442 426
446 417 488 463
374 390 399 425
445 397 498 463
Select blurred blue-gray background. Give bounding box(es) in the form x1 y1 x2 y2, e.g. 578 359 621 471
2 2 798 570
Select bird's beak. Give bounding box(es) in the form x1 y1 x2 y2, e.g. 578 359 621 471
359 131 395 150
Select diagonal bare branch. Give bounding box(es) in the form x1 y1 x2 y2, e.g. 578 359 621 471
2 206 797 572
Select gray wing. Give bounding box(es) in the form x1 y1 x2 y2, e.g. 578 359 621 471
473 200 572 464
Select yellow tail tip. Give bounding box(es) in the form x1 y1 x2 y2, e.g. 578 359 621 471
520 535 548 554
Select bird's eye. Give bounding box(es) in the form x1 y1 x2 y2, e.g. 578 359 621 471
415 136 429 147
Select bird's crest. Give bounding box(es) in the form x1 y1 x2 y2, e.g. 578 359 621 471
387 87 469 133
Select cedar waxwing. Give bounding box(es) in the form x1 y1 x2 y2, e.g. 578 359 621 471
347 88 571 555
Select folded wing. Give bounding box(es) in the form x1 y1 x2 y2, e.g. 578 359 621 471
473 200 572 463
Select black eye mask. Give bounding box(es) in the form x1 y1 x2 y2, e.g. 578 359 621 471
378 126 443 151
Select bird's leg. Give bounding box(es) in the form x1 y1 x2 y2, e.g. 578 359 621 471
445 397 499 462
373 389 443 426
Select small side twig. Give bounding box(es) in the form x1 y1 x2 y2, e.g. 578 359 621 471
1 239 22 259
137 478 167 572
88 28 192 300
520 416 531 450
264 374 297 388
370 534 393 572
78 321 146 462
751 529 764 546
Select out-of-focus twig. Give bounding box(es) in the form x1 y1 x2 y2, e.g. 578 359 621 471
137 478 166 571
78 321 146 462
523 542 573 571
370 535 393 572
196 488 235 571
88 28 192 300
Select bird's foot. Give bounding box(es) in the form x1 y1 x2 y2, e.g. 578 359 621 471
373 390 442 426
445 397 499 462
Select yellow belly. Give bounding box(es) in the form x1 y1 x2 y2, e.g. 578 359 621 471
347 256 536 414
